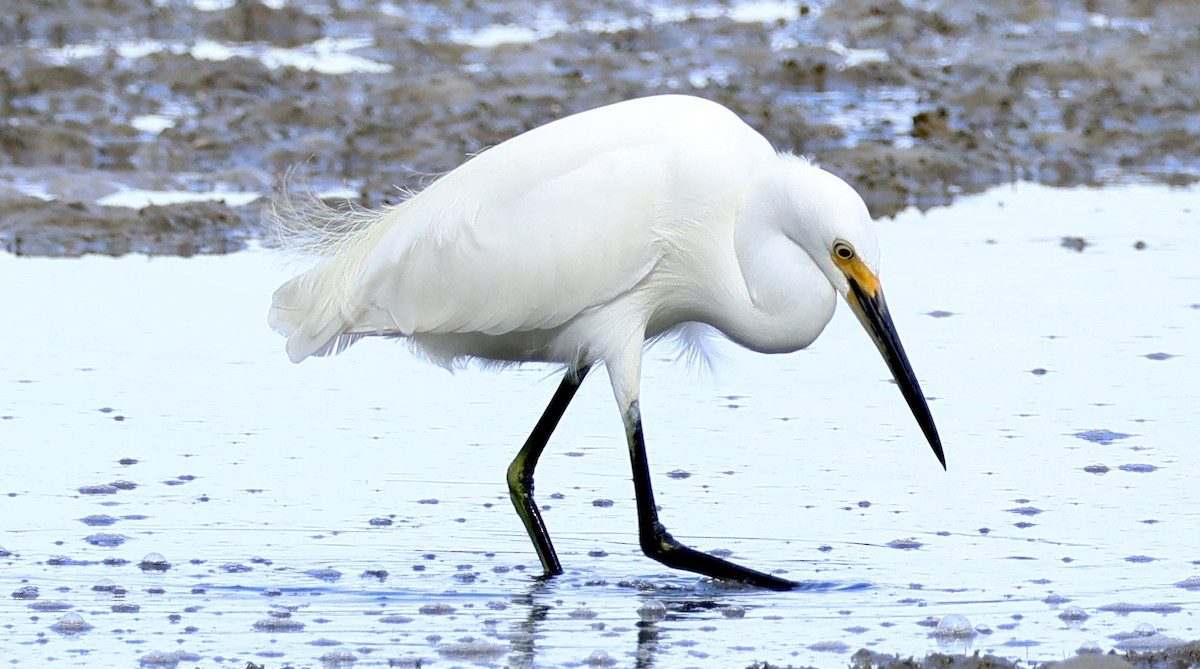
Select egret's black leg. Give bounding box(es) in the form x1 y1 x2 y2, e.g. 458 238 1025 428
622 401 796 591
507 366 590 578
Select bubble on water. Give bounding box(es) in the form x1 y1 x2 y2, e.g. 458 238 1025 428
320 650 356 666
139 552 169 570
569 608 597 620
437 640 505 660
592 498 614 508
584 650 616 666
85 533 127 547
1115 629 1187 652
304 568 342 582
12 585 39 599
253 617 305 632
51 612 92 633
78 484 118 495
380 614 413 624
666 469 691 479
1061 236 1089 251
140 650 201 666
1059 606 1089 621
1077 641 1103 654
113 602 140 613
722 605 746 619
637 599 667 622
362 565 389 579
974 624 993 635
809 640 850 652
1007 506 1044 516
80 514 118 526
1072 429 1132 445
111 480 137 490
931 614 976 638
887 538 923 550
1174 576 1200 590
1043 593 1069 605
30 600 72 612
419 603 456 615
92 578 117 592
1083 464 1110 474
1098 602 1183 614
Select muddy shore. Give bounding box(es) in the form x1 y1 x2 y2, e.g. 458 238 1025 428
1 0 1198 257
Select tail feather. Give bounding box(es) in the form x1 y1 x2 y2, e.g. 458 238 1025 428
266 183 388 363
269 272 358 363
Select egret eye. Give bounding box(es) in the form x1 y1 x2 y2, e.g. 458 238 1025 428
833 241 855 261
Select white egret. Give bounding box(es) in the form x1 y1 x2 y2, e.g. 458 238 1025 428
269 94 944 591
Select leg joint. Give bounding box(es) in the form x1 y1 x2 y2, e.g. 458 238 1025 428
639 521 680 559
506 454 533 494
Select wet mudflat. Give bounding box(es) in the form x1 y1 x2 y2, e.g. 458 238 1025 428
3 0 1200 256
2 183 1198 667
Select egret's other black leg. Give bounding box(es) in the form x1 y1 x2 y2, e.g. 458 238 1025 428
507 366 590 578
622 401 796 591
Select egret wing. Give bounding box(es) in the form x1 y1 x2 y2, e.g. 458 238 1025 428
354 143 665 337
270 95 770 363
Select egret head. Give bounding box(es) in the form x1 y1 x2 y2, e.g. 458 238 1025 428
786 162 945 469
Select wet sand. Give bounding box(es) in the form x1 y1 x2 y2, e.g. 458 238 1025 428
2 0 1199 256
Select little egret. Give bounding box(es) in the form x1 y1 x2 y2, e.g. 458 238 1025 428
269 94 944 591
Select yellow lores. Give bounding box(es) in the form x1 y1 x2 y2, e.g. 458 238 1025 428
832 239 881 299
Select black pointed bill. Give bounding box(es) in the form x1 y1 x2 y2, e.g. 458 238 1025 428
843 265 945 469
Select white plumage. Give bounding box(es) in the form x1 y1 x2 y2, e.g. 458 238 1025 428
268 94 943 589
270 95 867 370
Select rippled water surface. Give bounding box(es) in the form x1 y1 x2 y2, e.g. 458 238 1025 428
2 183 1198 666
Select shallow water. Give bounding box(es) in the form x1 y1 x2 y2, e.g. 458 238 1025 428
2 183 1198 667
